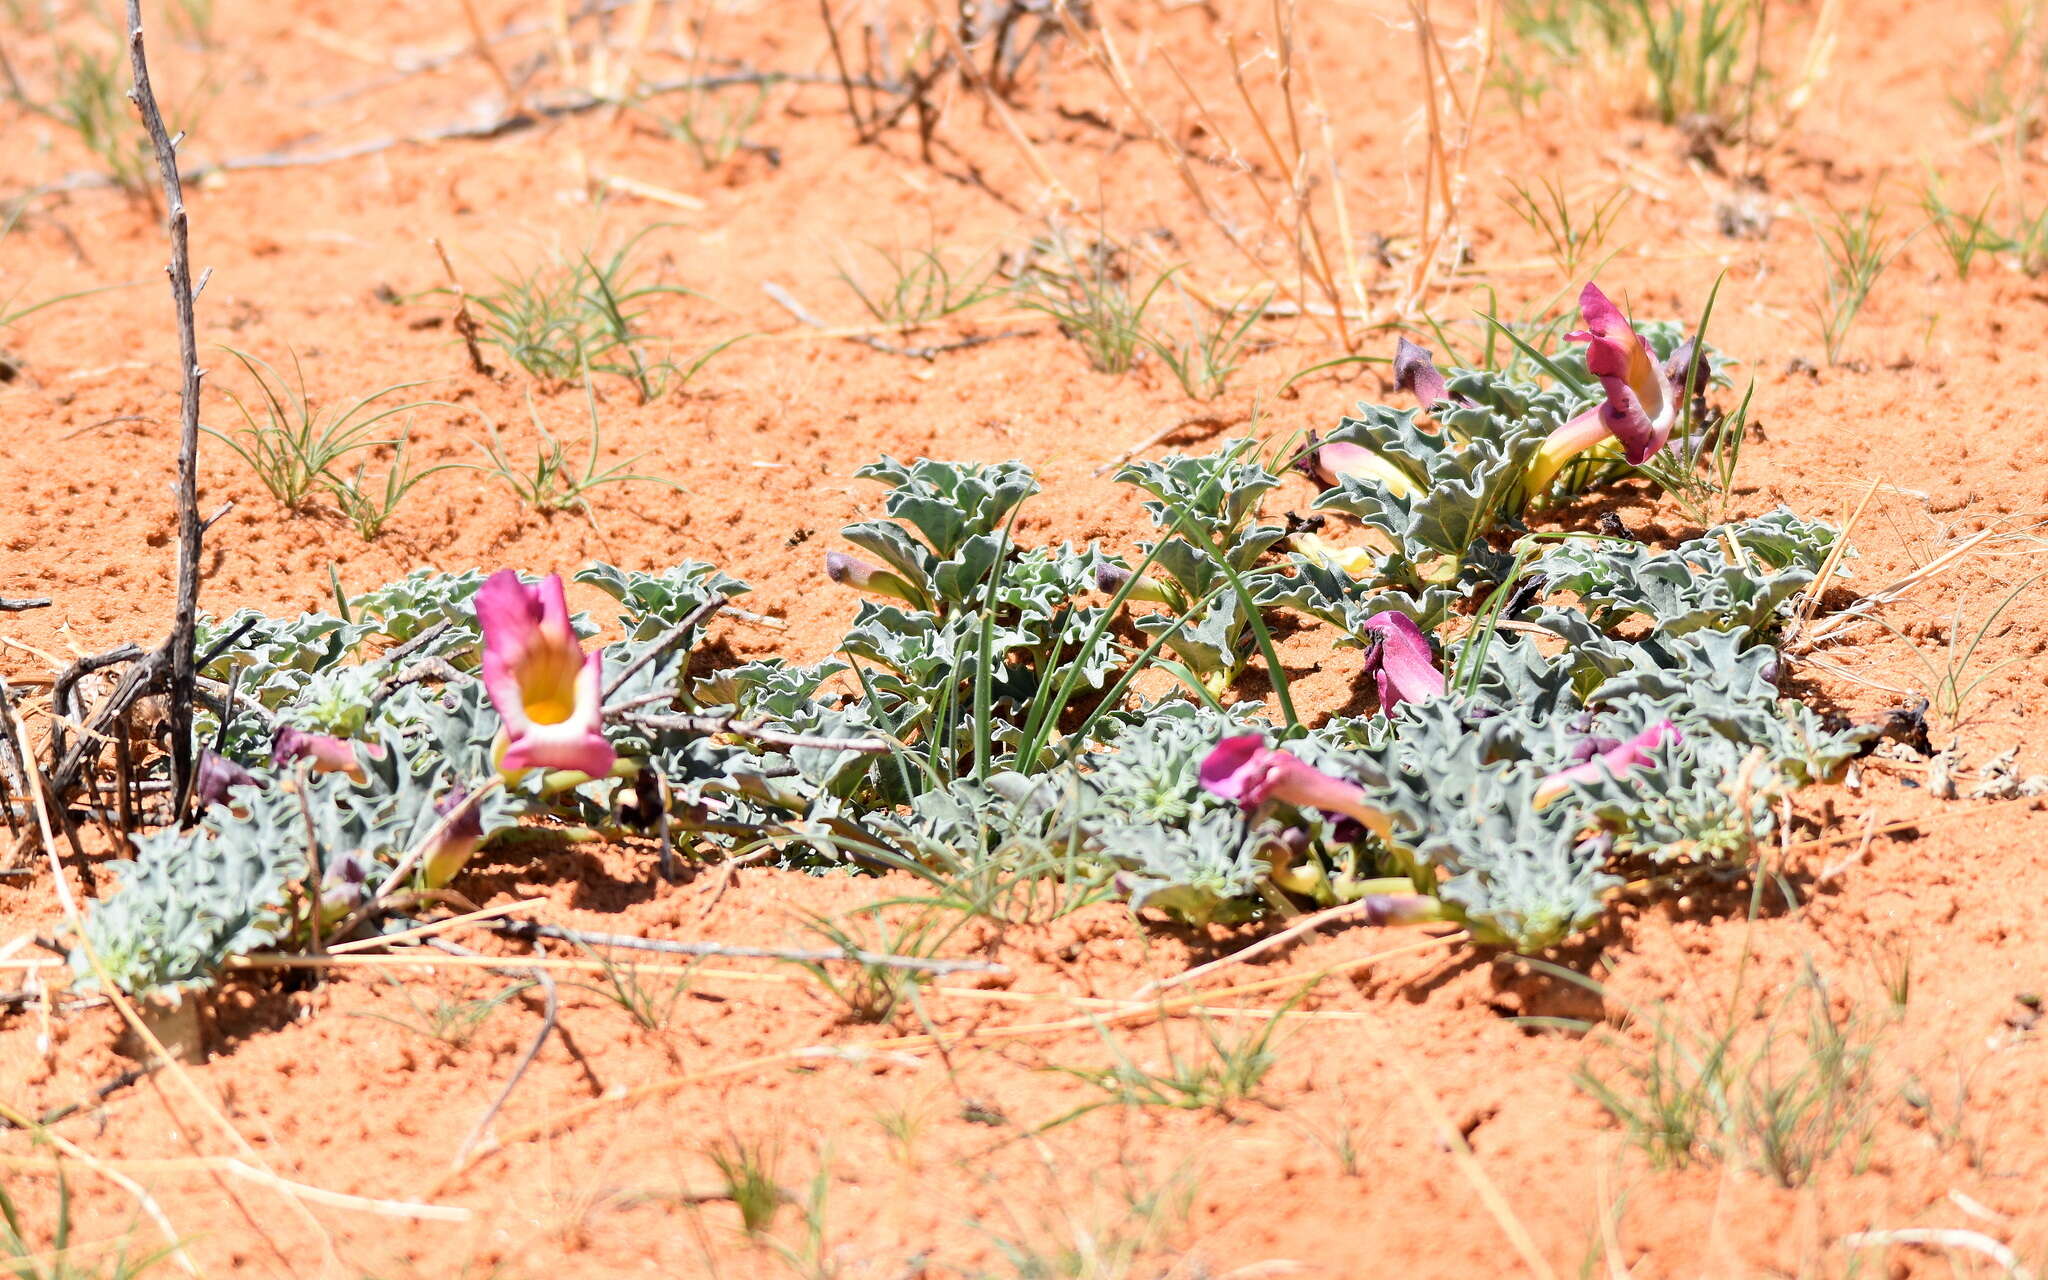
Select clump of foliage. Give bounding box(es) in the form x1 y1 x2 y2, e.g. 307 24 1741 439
74 280 1870 1001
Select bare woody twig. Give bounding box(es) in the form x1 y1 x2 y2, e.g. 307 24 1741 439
0 598 50 612
125 0 205 816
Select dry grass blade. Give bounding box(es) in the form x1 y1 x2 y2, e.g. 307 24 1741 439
1792 524 2004 651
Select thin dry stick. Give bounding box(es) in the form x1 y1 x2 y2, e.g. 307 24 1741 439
0 1151 471 1222
1132 907 1451 1000
430 237 494 376
452 968 557 1167
456 0 525 109
490 918 1005 973
323 897 547 955
1792 476 1879 638
124 0 205 816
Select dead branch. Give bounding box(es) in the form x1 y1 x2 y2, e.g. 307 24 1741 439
0 598 50 612
125 0 205 816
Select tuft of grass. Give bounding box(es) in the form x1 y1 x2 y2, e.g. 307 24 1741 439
0 1164 174 1279
322 427 471 541
1809 194 1905 366
1873 572 2043 728
1636 274 1752 526
573 949 701 1032
793 905 966 1025
657 83 771 171
1576 965 1884 1188
835 242 1009 333
1145 288 1270 402
345 976 533 1048
474 376 682 515
204 349 449 511
972 1158 1197 1280
463 230 743 402
704 1136 787 1236
1042 1002 1293 1128
1498 0 1758 128
1918 180 2006 281
1503 175 1631 280
1015 224 1169 376
1949 1 2048 137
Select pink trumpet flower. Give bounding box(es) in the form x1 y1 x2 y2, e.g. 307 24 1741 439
476 570 615 780
1533 719 1681 807
1200 735 1394 842
271 726 373 781
1358 610 1446 711
1524 283 1688 499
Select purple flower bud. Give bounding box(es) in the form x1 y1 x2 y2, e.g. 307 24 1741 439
194 749 264 809
1094 560 1174 605
824 551 922 606
1535 720 1681 807
272 725 374 781
318 849 371 925
419 787 486 890
1360 893 1448 926
1393 337 1449 408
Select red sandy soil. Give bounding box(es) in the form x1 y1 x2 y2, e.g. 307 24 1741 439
3 0 2048 1276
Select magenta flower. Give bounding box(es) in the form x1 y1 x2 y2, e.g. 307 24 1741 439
476 570 615 779
1569 283 1677 465
1358 610 1445 710
419 787 486 890
271 726 373 781
1524 283 1688 499
1200 734 1393 841
1533 719 1681 807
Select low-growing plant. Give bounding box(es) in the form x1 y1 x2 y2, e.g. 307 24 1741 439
1043 1004 1292 1127
1577 966 1884 1187
204 349 450 510
576 949 700 1031
1016 225 1169 375
836 241 1010 332
1872 572 2043 728
462 231 744 401
347 976 533 1048
0 1165 173 1280
658 83 770 171
1809 195 1905 366
704 1136 786 1236
323 427 470 540
1919 179 2006 281
1503 175 1631 280
1498 0 1758 127
1144 288 1270 401
474 378 682 515
792 905 963 1024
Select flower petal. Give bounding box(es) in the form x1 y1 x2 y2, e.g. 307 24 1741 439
1358 610 1446 709
1197 734 1267 806
1569 283 1676 466
1534 719 1681 806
